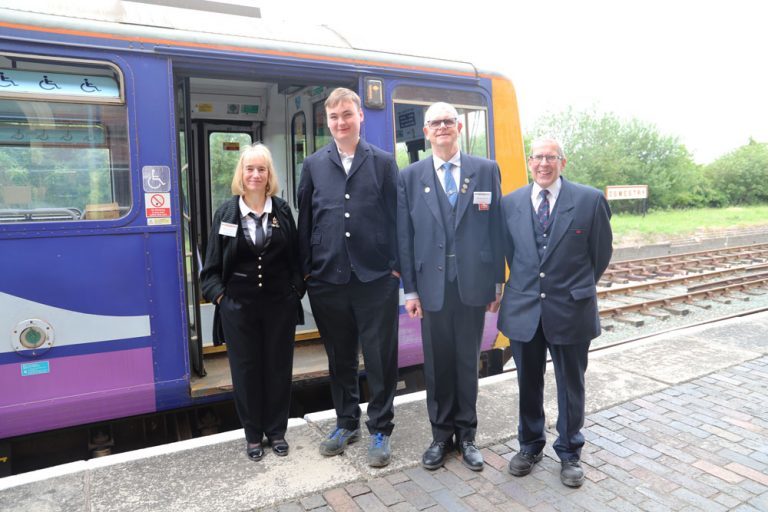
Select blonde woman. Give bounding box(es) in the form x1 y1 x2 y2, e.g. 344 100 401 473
201 143 304 461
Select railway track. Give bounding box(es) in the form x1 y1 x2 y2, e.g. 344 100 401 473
598 243 768 327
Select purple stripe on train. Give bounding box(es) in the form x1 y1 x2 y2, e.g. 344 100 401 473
0 347 156 438
397 313 499 368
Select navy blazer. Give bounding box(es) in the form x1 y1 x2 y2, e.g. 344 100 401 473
297 139 399 284
497 177 613 345
397 154 505 312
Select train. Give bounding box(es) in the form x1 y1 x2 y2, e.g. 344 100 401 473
0 1 528 448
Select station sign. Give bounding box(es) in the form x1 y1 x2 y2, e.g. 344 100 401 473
605 185 648 201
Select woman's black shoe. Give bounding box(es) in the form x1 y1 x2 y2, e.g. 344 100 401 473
246 442 264 461
270 438 289 456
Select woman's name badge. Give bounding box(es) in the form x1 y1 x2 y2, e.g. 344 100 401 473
219 222 238 237
473 191 492 211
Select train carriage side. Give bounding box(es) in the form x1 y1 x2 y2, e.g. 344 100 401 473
0 9 528 443
0 39 189 439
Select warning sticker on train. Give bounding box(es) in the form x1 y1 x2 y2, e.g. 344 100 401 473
145 193 171 218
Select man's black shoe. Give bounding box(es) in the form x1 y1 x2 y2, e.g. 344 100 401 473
458 441 484 471
421 440 451 470
507 450 543 476
246 442 264 461
269 438 289 457
560 460 585 487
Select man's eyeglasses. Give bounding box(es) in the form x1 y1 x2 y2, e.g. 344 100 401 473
426 118 457 129
529 154 562 163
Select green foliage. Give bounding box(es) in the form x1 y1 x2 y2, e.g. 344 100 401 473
208 133 252 213
704 139 768 205
528 107 707 211
0 146 111 210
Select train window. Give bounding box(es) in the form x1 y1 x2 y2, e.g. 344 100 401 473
392 86 489 168
208 131 253 216
312 99 332 149
291 111 307 205
0 54 129 223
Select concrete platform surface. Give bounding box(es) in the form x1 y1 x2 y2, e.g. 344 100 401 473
1 311 767 511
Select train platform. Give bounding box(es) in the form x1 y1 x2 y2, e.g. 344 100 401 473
2 311 768 512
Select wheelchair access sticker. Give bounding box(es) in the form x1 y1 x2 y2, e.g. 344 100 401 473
142 166 171 193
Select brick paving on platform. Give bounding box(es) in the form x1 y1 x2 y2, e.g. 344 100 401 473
262 356 768 511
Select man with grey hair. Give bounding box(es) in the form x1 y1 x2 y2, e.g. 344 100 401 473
397 101 504 471
498 137 613 487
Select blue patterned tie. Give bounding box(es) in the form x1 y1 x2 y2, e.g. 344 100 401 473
442 162 457 207
537 189 550 228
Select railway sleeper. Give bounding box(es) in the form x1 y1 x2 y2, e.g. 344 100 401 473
687 301 713 310
639 308 671 320
726 291 751 301
706 296 732 305
661 305 689 316
612 315 645 327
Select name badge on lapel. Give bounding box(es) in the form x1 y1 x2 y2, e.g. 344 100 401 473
219 222 238 237
473 191 492 211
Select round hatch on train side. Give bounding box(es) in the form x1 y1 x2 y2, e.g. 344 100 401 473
12 319 55 356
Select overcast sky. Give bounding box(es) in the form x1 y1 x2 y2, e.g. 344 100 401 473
256 0 766 164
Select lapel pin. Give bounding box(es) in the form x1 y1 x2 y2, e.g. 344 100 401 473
424 186 430 193
464 178 470 183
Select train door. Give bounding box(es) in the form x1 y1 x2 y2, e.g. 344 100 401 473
175 77 206 377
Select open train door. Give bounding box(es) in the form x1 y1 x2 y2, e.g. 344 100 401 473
175 77 205 377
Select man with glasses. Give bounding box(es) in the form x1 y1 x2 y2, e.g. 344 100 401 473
397 102 504 471
498 137 613 487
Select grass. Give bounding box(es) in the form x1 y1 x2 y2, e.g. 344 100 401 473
610 205 768 246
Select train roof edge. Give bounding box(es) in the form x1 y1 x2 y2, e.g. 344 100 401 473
0 1 486 78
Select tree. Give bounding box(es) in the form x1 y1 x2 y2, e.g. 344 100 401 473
528 108 707 211
704 139 768 205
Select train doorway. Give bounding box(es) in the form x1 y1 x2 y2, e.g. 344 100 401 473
174 72 351 394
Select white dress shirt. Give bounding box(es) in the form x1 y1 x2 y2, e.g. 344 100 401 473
336 139 359 174
433 152 462 194
530 177 562 213
239 196 272 244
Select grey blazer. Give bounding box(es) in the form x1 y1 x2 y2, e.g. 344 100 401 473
397 153 504 312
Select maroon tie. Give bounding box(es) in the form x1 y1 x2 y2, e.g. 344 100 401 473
537 190 550 228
